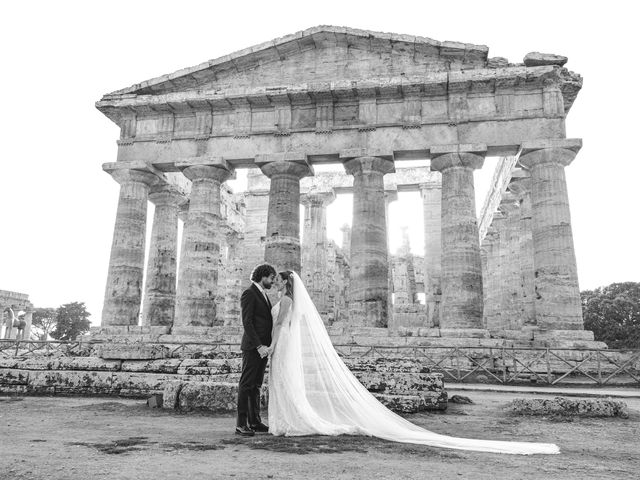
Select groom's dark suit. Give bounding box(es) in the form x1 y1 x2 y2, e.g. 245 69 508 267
237 283 273 428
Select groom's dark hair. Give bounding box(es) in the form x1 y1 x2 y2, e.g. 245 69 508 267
251 263 276 282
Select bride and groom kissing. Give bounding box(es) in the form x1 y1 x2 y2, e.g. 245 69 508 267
235 263 559 455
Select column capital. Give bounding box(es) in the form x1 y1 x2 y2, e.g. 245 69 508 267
103 163 159 187
518 138 582 169
176 156 235 182
149 183 186 206
430 144 486 172
300 190 336 208
258 159 313 179
343 156 395 176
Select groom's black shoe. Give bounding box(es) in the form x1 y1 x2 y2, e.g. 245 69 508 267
235 425 255 437
250 422 269 433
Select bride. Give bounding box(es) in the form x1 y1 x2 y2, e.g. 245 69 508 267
266 270 559 455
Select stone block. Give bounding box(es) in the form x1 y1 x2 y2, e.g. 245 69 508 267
0 368 29 385
509 397 628 418
28 370 114 394
373 392 447 413
162 381 183 409
439 328 490 338
490 330 535 341
523 52 568 67
96 344 169 360
533 330 595 342
110 371 175 394
416 328 441 337
175 358 242 376
120 359 182 373
177 381 240 412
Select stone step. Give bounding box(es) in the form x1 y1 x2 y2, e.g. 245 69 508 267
162 380 447 414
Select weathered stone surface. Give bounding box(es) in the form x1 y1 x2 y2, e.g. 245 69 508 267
97 344 169 360
508 397 628 418
174 162 233 327
177 381 243 412
258 158 313 273
162 381 183 409
430 146 485 329
373 392 447 413
523 52 568 67
343 155 395 328
141 184 183 327
519 142 583 330
101 167 158 326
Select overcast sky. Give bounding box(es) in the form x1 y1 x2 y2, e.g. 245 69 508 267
1 1 638 323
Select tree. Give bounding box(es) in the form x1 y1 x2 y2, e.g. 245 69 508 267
581 282 640 349
50 302 91 341
31 308 58 340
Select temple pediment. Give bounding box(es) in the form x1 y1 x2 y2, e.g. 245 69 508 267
105 26 490 97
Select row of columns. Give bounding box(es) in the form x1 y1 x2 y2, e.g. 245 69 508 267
101 139 583 332
480 140 583 330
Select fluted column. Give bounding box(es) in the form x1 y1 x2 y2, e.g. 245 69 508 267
519 139 583 329
430 144 485 329
343 155 395 327
257 157 313 273
508 172 535 326
497 193 524 329
141 184 183 327
102 166 158 327
301 191 335 317
481 227 501 329
174 161 233 327
384 190 398 323
419 180 442 326
222 227 245 325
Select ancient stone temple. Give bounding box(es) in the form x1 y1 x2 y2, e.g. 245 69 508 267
0 290 33 340
95 26 593 347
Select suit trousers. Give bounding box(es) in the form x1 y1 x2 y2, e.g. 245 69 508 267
237 348 268 427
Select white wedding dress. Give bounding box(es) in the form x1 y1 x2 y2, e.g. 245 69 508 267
267 272 559 455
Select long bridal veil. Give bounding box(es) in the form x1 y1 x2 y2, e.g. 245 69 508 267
287 272 559 455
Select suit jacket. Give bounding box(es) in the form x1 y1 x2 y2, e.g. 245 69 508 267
240 283 273 351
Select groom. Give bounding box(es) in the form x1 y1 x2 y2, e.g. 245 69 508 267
235 263 276 436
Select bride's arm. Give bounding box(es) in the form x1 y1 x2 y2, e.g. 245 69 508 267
269 295 292 355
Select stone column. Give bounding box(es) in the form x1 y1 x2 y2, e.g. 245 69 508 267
257 156 313 273
177 201 189 277
342 154 395 328
340 223 351 260
301 191 336 317
508 172 536 326
174 160 233 327
222 228 245 325
102 166 158 327
141 184 183 327
384 190 398 323
430 144 485 329
519 139 583 329
481 227 501 329
497 193 524 330
419 180 442 327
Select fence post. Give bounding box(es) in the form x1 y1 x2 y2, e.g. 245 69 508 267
545 349 552 384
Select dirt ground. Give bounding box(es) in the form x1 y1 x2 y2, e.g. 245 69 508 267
1 390 638 480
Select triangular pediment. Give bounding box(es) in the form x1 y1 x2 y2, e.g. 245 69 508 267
104 26 489 98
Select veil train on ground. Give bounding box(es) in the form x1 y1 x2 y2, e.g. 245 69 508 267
273 272 559 455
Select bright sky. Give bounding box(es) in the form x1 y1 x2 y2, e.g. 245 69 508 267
1 1 638 324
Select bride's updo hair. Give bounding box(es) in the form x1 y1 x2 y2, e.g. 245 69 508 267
278 270 294 299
